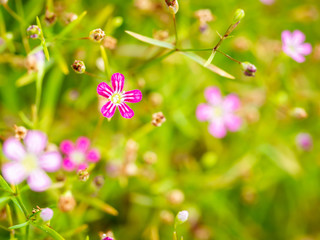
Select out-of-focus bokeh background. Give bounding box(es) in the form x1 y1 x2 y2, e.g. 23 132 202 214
1 0 320 239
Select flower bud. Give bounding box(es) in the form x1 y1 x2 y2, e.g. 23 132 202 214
241 61 257 77
233 9 245 23
40 208 54 221
14 125 27 140
44 10 57 26
89 28 106 42
72 60 86 74
175 210 189 225
165 0 179 14
291 107 308 119
62 12 78 25
58 191 76 212
26 25 41 39
102 36 117 50
167 189 184 205
77 169 89 182
296 133 313 151
152 112 166 127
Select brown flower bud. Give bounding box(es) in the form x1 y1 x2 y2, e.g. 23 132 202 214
77 169 89 182
102 36 117 50
89 29 106 43
14 125 27 140
152 112 166 127
72 60 86 74
58 191 76 212
44 10 57 26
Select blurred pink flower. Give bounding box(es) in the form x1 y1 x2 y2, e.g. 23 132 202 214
40 208 54 221
260 0 275 5
282 30 312 63
296 133 313 151
1 130 62 192
60 137 100 171
97 73 142 119
196 87 242 138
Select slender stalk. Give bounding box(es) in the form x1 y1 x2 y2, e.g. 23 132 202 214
177 48 212 52
216 49 241 64
2 4 22 22
172 14 178 47
100 45 111 80
15 186 29 240
6 204 15 239
15 0 30 53
84 71 105 81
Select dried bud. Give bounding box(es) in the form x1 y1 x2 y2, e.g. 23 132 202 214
160 210 174 224
167 189 184 205
72 60 86 74
143 151 157 164
102 36 117 50
241 61 257 77
77 169 89 182
291 107 308 119
62 12 78 25
93 175 105 188
152 112 166 127
153 30 169 41
27 25 41 39
296 133 313 151
40 208 54 221
14 125 27 140
233 9 245 23
175 210 189 225
44 10 57 26
165 0 179 14
58 191 76 212
89 28 106 43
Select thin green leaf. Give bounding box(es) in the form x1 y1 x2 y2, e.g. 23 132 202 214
8 221 29 230
0 176 14 193
204 51 216 67
36 16 50 61
126 30 175 49
56 11 87 39
100 45 111 80
32 223 65 240
0 196 12 206
179 51 235 79
16 72 37 87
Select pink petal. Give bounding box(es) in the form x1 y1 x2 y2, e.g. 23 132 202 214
39 151 62 172
27 169 51 192
123 90 142 103
62 158 76 171
97 82 114 98
111 73 125 92
78 163 88 171
76 137 90 152
224 114 242 132
196 103 212 121
290 52 306 63
204 87 222 106
24 130 47 155
101 101 117 118
3 137 26 161
208 118 227 138
86 149 100 162
223 94 241 111
281 30 292 45
2 162 27 184
292 30 306 45
60 140 74 154
297 43 312 55
118 102 134 119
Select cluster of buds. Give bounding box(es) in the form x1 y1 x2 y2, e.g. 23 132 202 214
152 112 166 127
194 9 215 32
26 25 41 39
58 191 76 212
102 36 117 50
77 168 90 182
165 0 179 15
14 125 27 140
89 28 106 43
241 62 257 77
72 60 86 74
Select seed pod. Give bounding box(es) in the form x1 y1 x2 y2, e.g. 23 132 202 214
72 60 86 74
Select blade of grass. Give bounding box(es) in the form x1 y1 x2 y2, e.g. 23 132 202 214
36 16 50 61
126 30 175 49
55 11 87 39
32 223 65 240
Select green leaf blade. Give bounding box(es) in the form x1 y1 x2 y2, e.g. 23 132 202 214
126 30 175 49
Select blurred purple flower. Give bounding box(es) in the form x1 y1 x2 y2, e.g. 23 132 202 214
97 73 142 119
1 130 62 192
60 137 100 171
296 133 313 151
260 0 275 5
196 87 242 138
40 208 54 221
282 30 312 63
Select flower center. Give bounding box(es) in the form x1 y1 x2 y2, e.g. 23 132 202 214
70 151 86 164
22 154 39 173
110 92 123 105
212 106 224 118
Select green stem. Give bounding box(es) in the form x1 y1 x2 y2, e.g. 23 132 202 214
2 4 22 22
15 186 30 240
216 49 241 64
173 14 178 47
84 71 105 81
177 48 212 52
6 204 15 239
15 0 30 53
100 45 111 80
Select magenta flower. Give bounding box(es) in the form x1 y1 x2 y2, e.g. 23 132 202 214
97 73 142 119
281 30 312 63
1 130 62 192
196 87 242 138
296 132 313 151
60 137 100 171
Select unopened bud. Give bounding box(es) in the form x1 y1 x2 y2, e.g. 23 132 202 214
89 28 106 43
62 12 78 25
27 25 41 39
40 208 54 221
44 10 57 26
72 60 86 74
152 112 166 127
241 61 257 77
175 210 189 225
14 125 27 140
77 169 89 182
233 9 245 23
165 0 179 14
58 191 76 212
102 36 117 50
291 107 308 119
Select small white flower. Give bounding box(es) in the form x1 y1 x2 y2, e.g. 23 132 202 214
176 210 189 224
40 208 54 221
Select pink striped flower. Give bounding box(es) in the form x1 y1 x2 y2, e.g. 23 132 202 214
196 87 242 138
60 137 100 171
97 73 142 119
282 30 312 63
1 130 62 192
